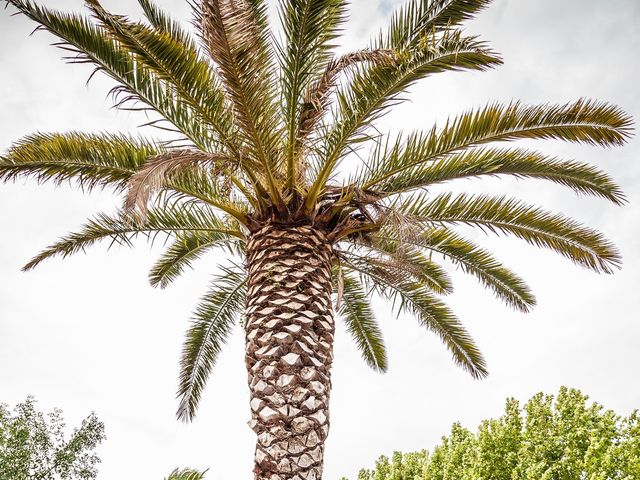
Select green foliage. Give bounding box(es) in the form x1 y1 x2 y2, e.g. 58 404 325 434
342 251 487 378
0 132 159 192
335 269 388 372
85 0 236 152
378 0 493 49
0 397 105 480
358 142 625 204
137 0 195 46
344 387 640 480
176 265 247 422
278 0 348 180
164 467 208 480
21 204 243 271
373 227 535 312
398 192 621 273
4 0 218 149
307 31 503 207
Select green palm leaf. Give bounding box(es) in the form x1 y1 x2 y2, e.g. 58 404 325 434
345 257 487 379
0 132 157 192
306 31 502 208
6 0 217 149
149 230 244 289
176 265 247 422
406 99 631 159
0 131 250 223
85 0 238 155
279 0 348 185
358 142 625 204
335 268 388 372
341 245 453 295
164 467 207 480
22 205 243 271
380 0 493 49
138 0 196 46
400 192 620 273
372 227 536 311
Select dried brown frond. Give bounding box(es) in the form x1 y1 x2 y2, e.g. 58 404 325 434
297 49 395 149
369 254 421 281
199 0 261 62
371 205 428 256
124 150 234 218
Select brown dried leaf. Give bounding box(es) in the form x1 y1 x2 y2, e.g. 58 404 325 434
298 49 395 145
124 150 232 218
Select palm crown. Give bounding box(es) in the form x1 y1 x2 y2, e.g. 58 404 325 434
1 0 632 428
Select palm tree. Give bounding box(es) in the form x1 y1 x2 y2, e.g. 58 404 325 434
0 0 633 478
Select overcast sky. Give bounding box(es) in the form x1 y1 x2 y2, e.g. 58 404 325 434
1 0 639 479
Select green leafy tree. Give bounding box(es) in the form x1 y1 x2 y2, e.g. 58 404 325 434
0 397 105 480
0 0 633 478
348 387 640 480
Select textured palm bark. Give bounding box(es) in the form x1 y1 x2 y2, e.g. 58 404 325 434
245 224 334 480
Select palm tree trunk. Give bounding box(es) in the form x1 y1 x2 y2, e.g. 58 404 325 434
245 223 334 480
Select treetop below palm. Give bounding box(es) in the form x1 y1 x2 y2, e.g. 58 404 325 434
0 0 633 479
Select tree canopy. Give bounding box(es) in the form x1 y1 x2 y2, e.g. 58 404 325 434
346 387 640 480
0 397 105 480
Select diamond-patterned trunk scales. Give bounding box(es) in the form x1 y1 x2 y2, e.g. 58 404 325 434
245 224 334 480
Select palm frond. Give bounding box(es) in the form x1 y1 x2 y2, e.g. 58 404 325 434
196 0 282 202
401 192 620 273
86 0 239 154
0 130 250 222
335 268 388 372
305 31 502 209
394 280 487 379
149 229 244 289
22 205 243 271
5 0 217 149
164 467 208 480
372 227 535 311
359 141 625 204
344 256 487 379
154 167 252 224
278 0 348 186
341 245 453 295
298 49 394 153
124 150 235 216
138 0 197 47
176 265 247 422
407 99 632 159
379 0 493 49
23 3 187 139
0 132 158 192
